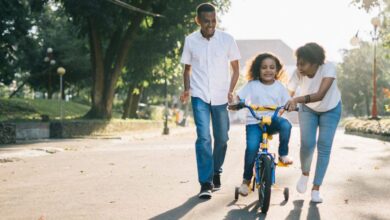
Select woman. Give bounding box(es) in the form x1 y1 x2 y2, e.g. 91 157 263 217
285 42 342 203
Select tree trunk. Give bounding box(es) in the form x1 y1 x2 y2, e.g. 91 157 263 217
122 85 135 119
84 9 147 119
84 17 108 119
129 87 143 119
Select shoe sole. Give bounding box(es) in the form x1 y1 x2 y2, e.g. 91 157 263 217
198 191 212 199
212 185 221 191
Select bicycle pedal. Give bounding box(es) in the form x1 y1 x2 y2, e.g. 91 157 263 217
277 161 290 167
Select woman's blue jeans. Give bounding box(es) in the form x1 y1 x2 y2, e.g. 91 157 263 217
191 97 229 185
298 102 341 186
243 117 292 180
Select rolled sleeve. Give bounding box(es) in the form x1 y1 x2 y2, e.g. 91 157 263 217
180 37 191 65
228 38 241 61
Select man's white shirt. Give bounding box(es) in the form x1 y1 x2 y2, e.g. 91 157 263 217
180 30 241 105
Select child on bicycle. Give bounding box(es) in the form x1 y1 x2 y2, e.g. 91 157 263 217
235 53 293 196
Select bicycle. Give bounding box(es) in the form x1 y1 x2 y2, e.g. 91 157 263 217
229 99 295 214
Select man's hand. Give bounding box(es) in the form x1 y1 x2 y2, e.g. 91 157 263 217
228 92 234 104
180 91 190 104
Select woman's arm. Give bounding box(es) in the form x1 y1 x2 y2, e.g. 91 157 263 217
285 77 334 111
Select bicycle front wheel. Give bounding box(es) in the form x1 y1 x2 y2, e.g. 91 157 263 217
258 154 272 214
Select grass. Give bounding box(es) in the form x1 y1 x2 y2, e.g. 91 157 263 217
0 98 90 122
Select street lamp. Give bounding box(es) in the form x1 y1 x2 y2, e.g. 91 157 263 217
163 73 170 135
44 47 56 99
370 16 380 120
350 16 381 120
57 67 66 120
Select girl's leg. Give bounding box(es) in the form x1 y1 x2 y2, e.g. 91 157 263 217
243 124 262 181
313 102 341 187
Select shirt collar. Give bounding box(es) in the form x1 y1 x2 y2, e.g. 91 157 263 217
197 29 219 41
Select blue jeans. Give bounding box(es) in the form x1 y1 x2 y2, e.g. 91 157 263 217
243 117 292 180
298 102 341 186
191 97 229 185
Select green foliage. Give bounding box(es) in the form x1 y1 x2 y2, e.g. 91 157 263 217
27 3 91 93
0 0 45 85
0 98 90 121
339 42 390 116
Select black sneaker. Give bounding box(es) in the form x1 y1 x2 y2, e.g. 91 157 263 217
213 174 221 191
198 183 212 199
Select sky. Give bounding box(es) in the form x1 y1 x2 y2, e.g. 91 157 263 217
219 0 381 63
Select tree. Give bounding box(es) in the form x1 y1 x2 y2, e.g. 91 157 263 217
60 0 230 119
27 4 91 99
0 0 45 85
339 42 390 116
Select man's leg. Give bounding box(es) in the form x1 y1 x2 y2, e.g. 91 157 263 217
210 103 229 189
191 97 213 186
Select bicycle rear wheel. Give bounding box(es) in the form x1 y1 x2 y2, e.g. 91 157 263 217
258 154 272 214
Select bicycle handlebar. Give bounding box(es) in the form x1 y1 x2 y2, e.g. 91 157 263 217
228 99 298 121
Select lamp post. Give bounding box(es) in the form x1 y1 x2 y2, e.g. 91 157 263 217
370 17 380 120
57 67 66 120
350 16 381 120
44 47 56 99
163 73 170 135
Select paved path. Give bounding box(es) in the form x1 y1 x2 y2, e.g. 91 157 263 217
1 125 390 219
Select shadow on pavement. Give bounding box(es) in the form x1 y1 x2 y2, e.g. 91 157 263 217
285 200 321 220
224 200 266 220
285 200 304 220
307 202 321 220
149 195 208 220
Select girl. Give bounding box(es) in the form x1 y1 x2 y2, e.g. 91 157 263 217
236 53 293 196
285 42 342 203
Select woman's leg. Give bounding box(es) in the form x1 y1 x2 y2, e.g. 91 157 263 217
313 102 342 187
298 105 319 175
243 124 262 181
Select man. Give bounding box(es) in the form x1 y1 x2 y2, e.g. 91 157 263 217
180 3 240 199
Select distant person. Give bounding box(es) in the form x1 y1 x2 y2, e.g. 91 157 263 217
180 3 241 199
285 42 342 203
234 53 293 196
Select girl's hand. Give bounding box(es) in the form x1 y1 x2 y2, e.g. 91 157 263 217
285 99 298 112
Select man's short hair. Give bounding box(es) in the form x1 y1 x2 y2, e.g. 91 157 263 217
196 3 216 17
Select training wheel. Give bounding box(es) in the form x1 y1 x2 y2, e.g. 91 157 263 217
283 187 289 201
235 187 239 200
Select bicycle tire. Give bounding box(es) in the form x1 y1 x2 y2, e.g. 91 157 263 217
258 154 272 214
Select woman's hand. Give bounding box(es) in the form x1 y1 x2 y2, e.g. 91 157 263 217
285 98 298 112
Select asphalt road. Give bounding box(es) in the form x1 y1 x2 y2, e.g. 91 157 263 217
1 125 390 220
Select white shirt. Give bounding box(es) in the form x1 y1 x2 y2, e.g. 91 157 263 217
180 30 241 105
238 80 291 125
288 62 341 112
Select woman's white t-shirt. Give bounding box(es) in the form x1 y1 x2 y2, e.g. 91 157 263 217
287 62 341 112
237 80 291 125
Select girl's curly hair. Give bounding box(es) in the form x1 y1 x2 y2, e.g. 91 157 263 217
246 53 287 84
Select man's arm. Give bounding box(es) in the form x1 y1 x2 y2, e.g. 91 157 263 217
228 60 240 103
180 64 191 103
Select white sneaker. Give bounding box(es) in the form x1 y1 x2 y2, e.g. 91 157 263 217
238 183 249 196
311 190 323 203
296 175 309 194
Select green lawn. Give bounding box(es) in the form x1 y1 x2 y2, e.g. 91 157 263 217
0 98 90 122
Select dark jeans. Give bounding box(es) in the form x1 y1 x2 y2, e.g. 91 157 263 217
191 97 229 185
